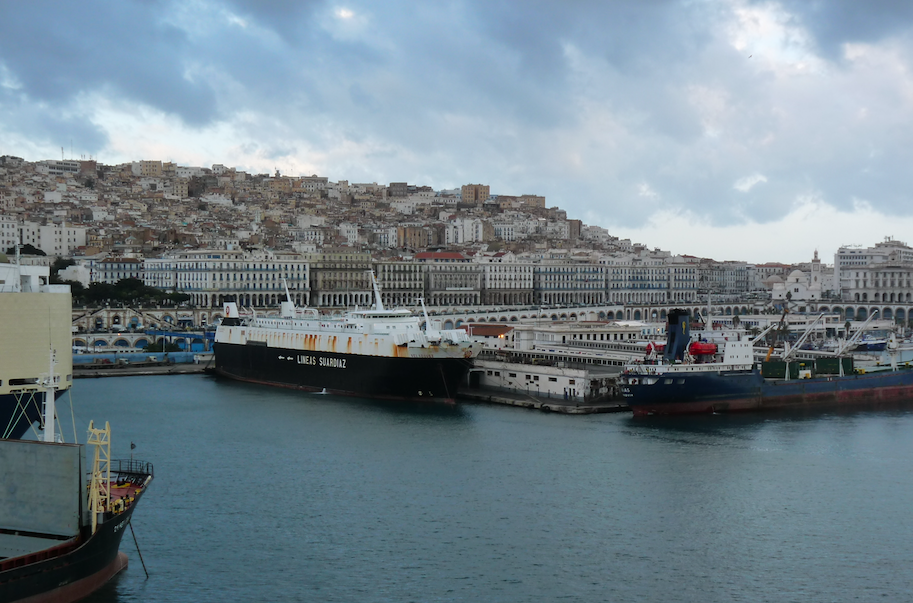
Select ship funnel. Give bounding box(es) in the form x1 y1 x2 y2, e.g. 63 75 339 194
664 309 691 362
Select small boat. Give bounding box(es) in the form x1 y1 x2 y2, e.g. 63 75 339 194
854 336 888 352
688 341 717 356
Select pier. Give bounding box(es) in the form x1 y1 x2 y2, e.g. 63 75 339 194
458 388 628 414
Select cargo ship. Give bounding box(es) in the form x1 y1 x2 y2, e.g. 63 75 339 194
0 436 154 603
0 256 74 439
620 309 913 415
212 276 482 402
0 300 154 602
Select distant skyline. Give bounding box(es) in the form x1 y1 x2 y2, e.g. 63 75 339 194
3 1 913 264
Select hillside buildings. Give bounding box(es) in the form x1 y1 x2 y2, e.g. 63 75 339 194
0 154 902 321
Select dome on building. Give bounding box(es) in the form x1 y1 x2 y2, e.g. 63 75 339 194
787 269 805 283
763 274 784 288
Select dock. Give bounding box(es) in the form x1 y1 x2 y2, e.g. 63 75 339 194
70 360 629 415
72 362 208 378
458 389 629 414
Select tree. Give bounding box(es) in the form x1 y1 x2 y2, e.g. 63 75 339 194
4 244 45 256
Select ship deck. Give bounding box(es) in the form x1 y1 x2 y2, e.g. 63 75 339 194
0 480 145 563
0 532 77 561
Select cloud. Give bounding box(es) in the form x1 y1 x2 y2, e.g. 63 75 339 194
1 0 913 263
610 195 913 264
773 0 913 60
734 174 767 192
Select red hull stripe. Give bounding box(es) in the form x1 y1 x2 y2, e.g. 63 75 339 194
631 383 913 416
14 552 128 603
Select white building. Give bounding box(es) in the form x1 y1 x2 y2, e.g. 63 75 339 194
0 215 19 252
143 248 310 309
19 221 87 257
835 237 913 299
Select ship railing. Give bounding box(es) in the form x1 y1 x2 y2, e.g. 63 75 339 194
111 458 155 478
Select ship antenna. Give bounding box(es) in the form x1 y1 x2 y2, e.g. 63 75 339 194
370 270 385 311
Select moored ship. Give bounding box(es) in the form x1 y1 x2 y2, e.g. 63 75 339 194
621 309 913 415
0 434 154 603
212 276 482 402
0 309 154 603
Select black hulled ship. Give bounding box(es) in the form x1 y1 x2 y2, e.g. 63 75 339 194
212 276 482 402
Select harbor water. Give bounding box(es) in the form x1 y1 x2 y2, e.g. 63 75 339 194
54 374 913 602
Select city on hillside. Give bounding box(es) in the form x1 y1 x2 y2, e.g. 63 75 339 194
1 154 911 324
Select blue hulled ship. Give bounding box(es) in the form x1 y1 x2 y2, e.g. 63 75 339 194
620 309 913 415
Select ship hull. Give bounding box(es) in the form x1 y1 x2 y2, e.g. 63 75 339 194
622 368 913 416
0 503 139 603
212 342 473 402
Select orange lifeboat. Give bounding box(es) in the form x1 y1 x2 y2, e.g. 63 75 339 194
645 341 666 354
688 342 717 355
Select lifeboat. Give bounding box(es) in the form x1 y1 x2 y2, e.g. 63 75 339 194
688 341 718 355
645 341 666 354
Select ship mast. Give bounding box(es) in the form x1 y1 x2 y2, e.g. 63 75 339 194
370 270 385 311
42 349 58 443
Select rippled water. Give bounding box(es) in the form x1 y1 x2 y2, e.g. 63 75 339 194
56 374 913 602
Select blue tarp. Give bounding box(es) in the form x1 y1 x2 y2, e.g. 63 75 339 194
72 351 204 365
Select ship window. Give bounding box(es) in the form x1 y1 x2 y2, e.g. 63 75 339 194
665 379 673 384
509 373 516 378
10 378 38 385
677 379 685 384
487 370 492 375
494 372 500 376
533 376 539 381
568 379 575 385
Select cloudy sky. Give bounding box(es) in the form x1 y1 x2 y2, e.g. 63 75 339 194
2 0 913 264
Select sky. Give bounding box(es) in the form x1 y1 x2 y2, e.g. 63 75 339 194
2 0 913 265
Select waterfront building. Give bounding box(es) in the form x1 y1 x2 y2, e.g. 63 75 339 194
144 249 310 308
476 253 535 306
534 259 606 305
91 256 144 284
665 257 699 303
417 251 482 306
375 260 425 307
306 248 373 307
604 253 670 305
835 237 913 301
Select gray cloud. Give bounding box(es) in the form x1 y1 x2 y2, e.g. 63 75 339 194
0 1 217 126
2 0 913 240
774 0 913 59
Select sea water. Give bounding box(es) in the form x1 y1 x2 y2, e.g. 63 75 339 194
54 374 913 602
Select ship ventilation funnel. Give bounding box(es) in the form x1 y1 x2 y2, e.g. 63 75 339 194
664 309 691 362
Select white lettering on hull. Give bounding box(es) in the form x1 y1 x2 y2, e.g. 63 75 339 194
296 354 347 369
